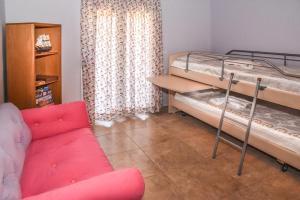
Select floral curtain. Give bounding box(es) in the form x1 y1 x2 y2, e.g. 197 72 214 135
81 0 163 122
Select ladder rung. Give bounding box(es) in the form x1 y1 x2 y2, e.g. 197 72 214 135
223 115 248 127
220 136 242 150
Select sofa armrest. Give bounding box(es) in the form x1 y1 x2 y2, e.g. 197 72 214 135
22 101 91 140
23 168 145 200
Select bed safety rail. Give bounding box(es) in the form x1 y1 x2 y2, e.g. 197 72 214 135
185 50 300 80
227 50 300 67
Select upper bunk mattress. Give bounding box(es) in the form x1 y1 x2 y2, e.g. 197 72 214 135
175 90 300 154
173 54 300 94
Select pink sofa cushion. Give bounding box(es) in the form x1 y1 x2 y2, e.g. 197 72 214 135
21 128 113 197
23 169 145 200
22 102 90 140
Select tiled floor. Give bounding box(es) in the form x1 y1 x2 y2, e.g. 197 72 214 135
94 110 300 200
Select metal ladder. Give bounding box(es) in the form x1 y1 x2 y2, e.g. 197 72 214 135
212 73 263 176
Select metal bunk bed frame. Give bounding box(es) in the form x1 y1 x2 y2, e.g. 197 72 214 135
185 50 300 80
184 50 300 175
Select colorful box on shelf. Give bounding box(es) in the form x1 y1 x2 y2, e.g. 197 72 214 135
35 86 54 107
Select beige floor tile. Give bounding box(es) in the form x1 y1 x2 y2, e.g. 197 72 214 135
97 132 139 155
125 126 173 148
108 149 159 178
143 173 184 200
142 138 204 171
180 132 231 159
164 163 243 200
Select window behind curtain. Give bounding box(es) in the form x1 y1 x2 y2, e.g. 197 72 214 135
81 0 163 122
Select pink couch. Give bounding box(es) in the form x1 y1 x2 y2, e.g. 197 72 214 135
0 101 144 200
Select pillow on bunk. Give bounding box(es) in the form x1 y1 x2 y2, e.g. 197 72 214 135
209 96 251 110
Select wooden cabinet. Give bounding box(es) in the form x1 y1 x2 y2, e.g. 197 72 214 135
6 23 62 109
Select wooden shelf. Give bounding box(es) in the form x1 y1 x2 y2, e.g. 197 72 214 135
36 75 59 87
35 51 58 58
6 23 62 109
35 80 58 87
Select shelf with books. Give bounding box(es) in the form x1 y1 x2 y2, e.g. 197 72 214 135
35 85 54 107
6 22 62 109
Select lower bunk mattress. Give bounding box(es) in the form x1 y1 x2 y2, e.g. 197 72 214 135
175 90 300 154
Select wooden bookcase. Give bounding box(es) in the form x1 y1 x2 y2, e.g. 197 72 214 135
6 23 62 109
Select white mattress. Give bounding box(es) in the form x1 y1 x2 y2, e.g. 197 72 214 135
173 54 300 94
175 90 300 154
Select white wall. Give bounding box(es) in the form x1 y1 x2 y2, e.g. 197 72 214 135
0 0 5 103
5 0 82 103
162 0 211 71
211 0 300 54
161 0 211 105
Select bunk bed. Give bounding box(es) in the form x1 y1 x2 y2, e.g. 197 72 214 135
148 50 300 174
